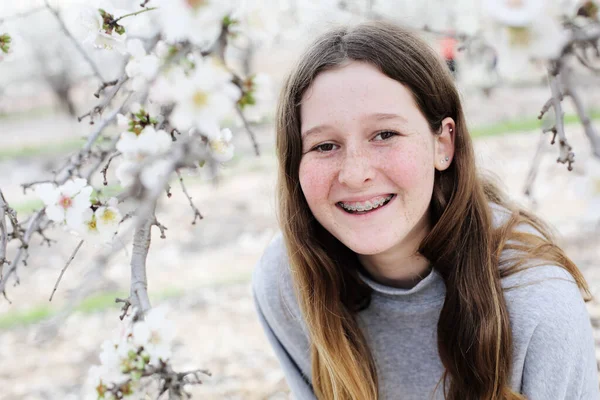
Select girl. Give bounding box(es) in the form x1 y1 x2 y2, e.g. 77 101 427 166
252 21 599 400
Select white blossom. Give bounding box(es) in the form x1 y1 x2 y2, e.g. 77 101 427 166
117 126 172 160
77 0 130 53
141 159 173 191
209 127 234 163
132 307 175 366
169 57 241 132
155 0 233 49
96 197 122 242
115 159 138 188
125 39 160 91
35 179 92 229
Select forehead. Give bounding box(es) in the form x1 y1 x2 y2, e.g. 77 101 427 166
300 61 421 127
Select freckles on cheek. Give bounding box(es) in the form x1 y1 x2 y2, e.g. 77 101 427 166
299 161 334 202
384 151 431 188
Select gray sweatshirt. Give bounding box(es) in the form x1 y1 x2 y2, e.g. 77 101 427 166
252 231 599 400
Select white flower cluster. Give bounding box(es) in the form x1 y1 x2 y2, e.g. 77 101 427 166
115 103 173 190
85 307 176 399
35 178 121 244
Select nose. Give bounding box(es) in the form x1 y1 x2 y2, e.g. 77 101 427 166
337 145 374 189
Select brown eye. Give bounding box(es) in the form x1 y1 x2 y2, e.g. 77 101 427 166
314 143 338 153
373 131 398 141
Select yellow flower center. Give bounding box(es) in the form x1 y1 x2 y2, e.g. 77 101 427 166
100 208 117 223
87 215 97 231
193 91 209 108
210 140 226 154
59 195 73 209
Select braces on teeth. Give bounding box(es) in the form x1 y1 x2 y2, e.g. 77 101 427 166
339 195 393 212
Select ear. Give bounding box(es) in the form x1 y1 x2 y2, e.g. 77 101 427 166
434 117 456 171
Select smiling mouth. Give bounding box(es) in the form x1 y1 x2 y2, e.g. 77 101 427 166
336 194 396 215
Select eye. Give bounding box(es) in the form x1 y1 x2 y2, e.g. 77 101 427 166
312 143 338 153
373 130 399 141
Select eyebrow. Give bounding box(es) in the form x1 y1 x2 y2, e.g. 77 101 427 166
301 113 408 139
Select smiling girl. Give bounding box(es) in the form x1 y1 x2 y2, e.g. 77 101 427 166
252 21 598 400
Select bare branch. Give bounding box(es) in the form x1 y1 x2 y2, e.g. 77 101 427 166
0 210 45 296
176 171 203 224
115 297 132 320
49 239 84 301
152 216 168 239
130 203 155 315
58 98 130 183
101 151 122 186
0 191 9 276
235 106 260 156
44 0 106 84
561 67 600 158
546 71 575 170
78 73 129 124
94 79 119 99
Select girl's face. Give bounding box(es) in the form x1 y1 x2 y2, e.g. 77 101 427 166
299 61 453 257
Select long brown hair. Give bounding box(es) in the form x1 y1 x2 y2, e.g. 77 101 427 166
275 21 592 400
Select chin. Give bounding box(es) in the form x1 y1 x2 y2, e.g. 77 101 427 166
338 235 399 256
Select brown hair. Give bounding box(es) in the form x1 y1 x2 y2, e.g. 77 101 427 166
275 21 591 400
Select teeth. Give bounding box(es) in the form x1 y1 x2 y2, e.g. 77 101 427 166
339 195 393 212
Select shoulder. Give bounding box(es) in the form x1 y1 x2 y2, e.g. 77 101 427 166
502 264 593 358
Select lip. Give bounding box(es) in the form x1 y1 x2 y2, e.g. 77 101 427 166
335 194 396 216
335 193 395 203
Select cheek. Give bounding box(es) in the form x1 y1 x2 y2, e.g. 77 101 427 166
383 142 434 190
298 159 336 205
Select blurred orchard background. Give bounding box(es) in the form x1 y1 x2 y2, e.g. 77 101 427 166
0 0 600 399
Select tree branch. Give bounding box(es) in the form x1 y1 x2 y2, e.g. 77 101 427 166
44 0 107 84
49 239 84 301
130 202 155 315
546 70 575 169
0 210 45 296
176 171 203 225
235 106 260 156
0 191 9 276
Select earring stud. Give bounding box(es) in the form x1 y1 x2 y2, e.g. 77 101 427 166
441 156 449 163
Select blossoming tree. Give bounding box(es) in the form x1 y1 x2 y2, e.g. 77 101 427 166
1 0 600 398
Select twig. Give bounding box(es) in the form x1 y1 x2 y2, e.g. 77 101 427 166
94 79 118 99
112 7 158 25
44 0 106 84
152 216 168 239
561 67 600 158
78 73 129 123
0 210 45 296
235 106 260 156
176 171 203 224
49 239 84 301
140 0 152 7
523 133 548 200
0 190 9 276
115 297 132 320
20 180 57 194
101 151 122 186
546 70 575 169
58 98 130 183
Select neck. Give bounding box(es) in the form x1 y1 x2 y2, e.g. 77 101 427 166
358 252 432 289
357 211 432 289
